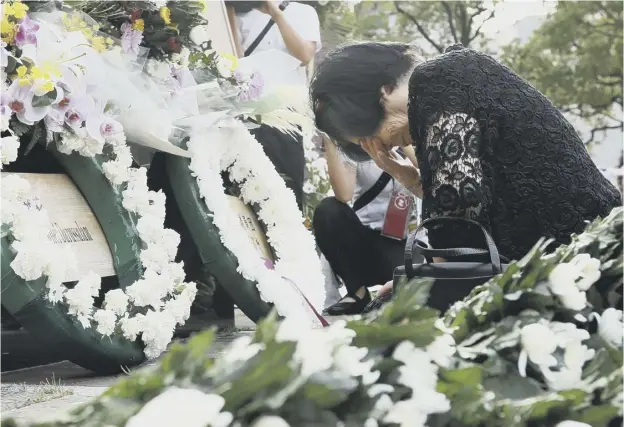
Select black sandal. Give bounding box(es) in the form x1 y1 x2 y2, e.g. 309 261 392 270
323 290 371 316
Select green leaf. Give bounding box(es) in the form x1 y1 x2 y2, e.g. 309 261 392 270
302 372 359 408
31 93 54 108
577 404 620 427
218 340 296 411
253 310 280 344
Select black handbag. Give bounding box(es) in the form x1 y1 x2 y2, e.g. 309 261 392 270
393 217 509 312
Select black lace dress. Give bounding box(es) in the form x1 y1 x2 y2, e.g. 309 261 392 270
408 45 622 260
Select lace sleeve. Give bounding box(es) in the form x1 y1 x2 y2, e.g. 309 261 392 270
421 111 490 249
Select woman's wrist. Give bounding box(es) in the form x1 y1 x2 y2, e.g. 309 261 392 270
395 167 422 196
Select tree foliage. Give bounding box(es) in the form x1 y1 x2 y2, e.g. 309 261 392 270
501 1 623 144
352 1 497 56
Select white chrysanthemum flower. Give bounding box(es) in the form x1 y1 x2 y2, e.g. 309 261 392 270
518 323 558 376
65 273 102 329
593 308 623 348
367 384 395 398
555 422 591 427
569 253 601 290
333 345 377 382
141 310 177 359
125 387 231 427
102 145 132 186
47 283 66 305
160 262 186 284
1 134 19 165
93 309 117 336
120 313 146 341
103 289 129 316
189 25 209 46
140 245 171 273
10 241 49 281
251 415 290 427
126 270 168 309
164 286 197 325
383 399 429 427
548 263 588 310
426 333 456 368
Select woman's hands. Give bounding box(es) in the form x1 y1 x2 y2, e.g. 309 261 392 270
361 139 423 197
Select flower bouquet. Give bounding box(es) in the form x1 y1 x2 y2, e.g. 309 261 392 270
3 208 621 427
1 0 327 364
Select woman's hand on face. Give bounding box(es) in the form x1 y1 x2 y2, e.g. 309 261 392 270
361 139 423 196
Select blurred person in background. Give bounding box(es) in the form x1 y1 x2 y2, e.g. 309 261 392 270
314 135 426 315
226 1 321 209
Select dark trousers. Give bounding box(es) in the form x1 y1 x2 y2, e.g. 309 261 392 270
251 124 305 210
313 197 406 295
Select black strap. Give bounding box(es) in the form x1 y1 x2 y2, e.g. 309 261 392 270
352 172 392 212
244 2 290 57
404 217 504 276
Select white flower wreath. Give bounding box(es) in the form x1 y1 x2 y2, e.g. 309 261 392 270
1 130 197 359
188 120 326 324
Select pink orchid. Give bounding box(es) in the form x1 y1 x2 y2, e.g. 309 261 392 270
86 102 123 143
14 16 40 48
2 80 49 125
64 95 95 129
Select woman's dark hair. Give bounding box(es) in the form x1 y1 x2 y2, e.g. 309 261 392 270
310 42 417 161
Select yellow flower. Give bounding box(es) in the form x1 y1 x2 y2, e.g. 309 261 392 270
3 4 14 18
29 66 43 79
39 81 55 93
200 0 208 13
220 53 239 71
16 65 27 78
1 15 15 34
12 2 29 19
91 36 107 52
41 62 61 78
132 19 144 31
159 7 171 25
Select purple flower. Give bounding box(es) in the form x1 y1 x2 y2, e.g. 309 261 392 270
2 80 48 125
64 95 95 129
87 114 123 143
85 101 123 143
121 22 143 55
14 16 40 48
238 72 264 102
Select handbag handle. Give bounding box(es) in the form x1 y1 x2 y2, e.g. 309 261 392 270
404 217 503 276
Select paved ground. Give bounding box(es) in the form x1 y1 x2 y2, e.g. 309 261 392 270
1 310 257 423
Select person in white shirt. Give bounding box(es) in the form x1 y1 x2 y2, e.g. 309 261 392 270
313 137 427 315
226 1 322 209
